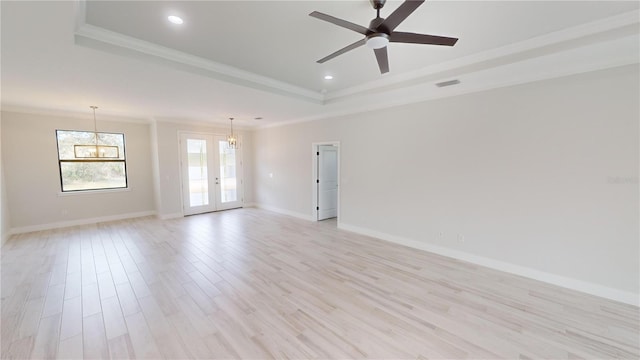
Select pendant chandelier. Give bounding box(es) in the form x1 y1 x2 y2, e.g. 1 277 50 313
227 117 239 149
73 106 119 159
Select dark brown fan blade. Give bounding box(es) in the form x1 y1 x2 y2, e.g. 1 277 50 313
379 0 425 32
309 11 372 35
317 38 367 63
390 32 458 46
374 47 389 74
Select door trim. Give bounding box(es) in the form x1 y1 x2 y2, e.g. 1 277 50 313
311 141 340 222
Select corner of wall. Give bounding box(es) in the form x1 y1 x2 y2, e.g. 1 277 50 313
0 112 11 246
157 213 183 220
149 119 163 215
253 203 314 221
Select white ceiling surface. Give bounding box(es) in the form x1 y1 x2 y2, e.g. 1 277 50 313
84 1 639 92
1 1 639 127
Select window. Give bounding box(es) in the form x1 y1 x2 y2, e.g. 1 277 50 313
56 130 127 192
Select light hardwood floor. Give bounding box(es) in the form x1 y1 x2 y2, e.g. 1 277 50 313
1 208 638 359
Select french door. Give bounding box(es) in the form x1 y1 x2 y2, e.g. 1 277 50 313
180 133 243 216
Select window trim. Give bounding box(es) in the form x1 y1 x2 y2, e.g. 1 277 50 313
57 187 131 197
55 129 129 193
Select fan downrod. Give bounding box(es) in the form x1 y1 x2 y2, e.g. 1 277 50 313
370 0 386 19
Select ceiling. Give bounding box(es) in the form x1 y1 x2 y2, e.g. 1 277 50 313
1 1 638 127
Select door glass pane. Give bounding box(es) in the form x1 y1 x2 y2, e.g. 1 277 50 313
187 139 208 206
219 141 237 203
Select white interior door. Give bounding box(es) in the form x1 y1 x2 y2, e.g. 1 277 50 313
180 133 243 216
317 145 338 220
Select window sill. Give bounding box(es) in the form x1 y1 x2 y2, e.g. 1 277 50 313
57 187 131 197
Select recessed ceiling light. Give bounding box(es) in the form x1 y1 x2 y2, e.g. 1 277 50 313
167 15 184 25
324 75 333 80
254 117 263 120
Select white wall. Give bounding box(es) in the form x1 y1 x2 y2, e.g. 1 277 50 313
153 121 253 218
252 65 639 303
2 111 156 231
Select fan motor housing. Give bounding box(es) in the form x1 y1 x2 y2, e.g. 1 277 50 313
369 17 387 32
370 0 387 9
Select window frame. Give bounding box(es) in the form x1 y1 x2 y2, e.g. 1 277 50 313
55 129 129 193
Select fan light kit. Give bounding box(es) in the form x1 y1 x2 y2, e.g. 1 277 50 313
167 15 184 25
310 0 458 74
366 33 389 49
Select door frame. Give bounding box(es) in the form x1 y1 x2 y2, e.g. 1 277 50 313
311 141 340 221
177 131 244 216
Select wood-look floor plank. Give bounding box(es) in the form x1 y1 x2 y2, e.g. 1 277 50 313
113 282 141 317
82 313 109 359
167 311 214 358
81 283 101 318
42 283 65 318
60 296 83 341
100 296 128 340
1 209 638 360
173 294 218 338
30 313 61 359
96 271 117 300
137 295 190 358
202 332 241 359
63 271 82 300
5 336 34 360
123 312 161 359
16 297 45 341
107 334 135 360
57 333 83 359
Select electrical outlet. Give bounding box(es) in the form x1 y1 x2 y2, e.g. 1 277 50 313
457 234 465 243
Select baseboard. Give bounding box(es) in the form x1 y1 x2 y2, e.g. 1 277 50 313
9 210 157 234
253 203 314 221
158 212 183 220
338 222 639 307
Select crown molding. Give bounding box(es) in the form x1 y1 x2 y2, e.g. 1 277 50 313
72 1 638 114
325 9 640 102
152 117 256 131
259 35 639 129
74 0 323 104
0 104 152 124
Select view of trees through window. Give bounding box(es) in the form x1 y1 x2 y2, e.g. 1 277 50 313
56 130 127 192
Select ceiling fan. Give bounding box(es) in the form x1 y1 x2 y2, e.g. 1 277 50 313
310 0 458 74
